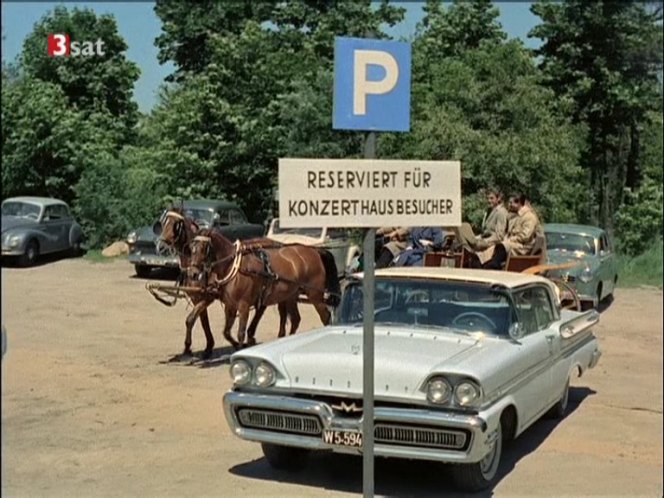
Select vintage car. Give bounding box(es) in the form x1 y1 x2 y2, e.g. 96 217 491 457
1 196 84 266
126 199 264 277
266 218 360 277
223 267 601 492
544 223 618 310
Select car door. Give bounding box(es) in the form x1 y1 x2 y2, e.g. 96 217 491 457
216 209 238 241
40 206 66 253
229 208 250 240
510 286 557 427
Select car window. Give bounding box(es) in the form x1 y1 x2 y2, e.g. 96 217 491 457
600 234 610 252
53 205 69 219
338 279 513 336
513 287 556 335
545 232 595 255
216 210 230 224
2 201 41 219
43 206 59 220
229 209 247 224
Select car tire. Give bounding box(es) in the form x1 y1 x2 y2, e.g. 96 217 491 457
547 378 570 419
594 283 603 308
261 443 309 471
450 420 502 492
134 265 152 278
19 240 39 267
69 239 83 257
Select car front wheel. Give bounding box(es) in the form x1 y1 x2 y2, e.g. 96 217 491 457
19 240 39 267
450 421 502 492
261 443 309 471
134 265 153 278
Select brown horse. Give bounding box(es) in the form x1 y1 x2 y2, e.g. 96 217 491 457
156 207 298 358
188 228 340 349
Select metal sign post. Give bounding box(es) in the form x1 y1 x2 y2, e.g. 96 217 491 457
362 131 377 498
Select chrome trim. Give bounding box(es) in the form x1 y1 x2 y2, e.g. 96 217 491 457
223 391 491 463
588 349 602 369
374 423 467 450
237 408 321 435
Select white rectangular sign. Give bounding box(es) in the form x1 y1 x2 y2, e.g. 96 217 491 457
278 158 461 228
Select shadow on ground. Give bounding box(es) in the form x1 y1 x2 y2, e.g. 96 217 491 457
228 387 596 496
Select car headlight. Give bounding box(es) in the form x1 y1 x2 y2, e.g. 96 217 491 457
426 377 452 404
454 381 482 407
254 362 276 387
579 266 593 283
230 360 252 386
8 235 21 247
126 231 137 244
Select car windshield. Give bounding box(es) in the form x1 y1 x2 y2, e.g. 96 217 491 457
546 232 596 255
337 278 514 336
183 208 214 226
271 219 323 238
1 201 41 219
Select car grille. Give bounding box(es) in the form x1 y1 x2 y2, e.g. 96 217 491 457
236 408 322 436
236 408 469 451
374 423 469 451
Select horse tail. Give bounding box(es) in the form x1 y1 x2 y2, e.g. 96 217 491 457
317 249 341 308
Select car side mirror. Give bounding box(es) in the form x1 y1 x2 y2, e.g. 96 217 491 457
508 322 524 341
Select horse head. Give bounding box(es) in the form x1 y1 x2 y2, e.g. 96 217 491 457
155 206 198 252
188 230 238 288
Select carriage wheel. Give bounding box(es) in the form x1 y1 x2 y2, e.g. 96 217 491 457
551 278 581 311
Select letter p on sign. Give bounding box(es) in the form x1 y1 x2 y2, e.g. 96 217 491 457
333 37 411 132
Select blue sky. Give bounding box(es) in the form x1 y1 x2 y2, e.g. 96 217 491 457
2 1 541 113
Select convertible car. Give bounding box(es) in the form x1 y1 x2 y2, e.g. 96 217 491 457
223 267 601 492
266 218 360 277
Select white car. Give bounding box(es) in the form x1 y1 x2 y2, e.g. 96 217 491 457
223 267 601 492
266 218 360 277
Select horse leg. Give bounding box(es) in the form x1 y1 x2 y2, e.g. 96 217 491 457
222 305 239 350
246 305 267 347
183 299 211 357
287 300 301 335
277 301 289 338
236 303 252 349
199 308 215 360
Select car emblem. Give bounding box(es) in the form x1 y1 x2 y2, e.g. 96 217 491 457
351 344 360 355
331 401 363 413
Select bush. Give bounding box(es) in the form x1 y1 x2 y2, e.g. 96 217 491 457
615 179 663 256
616 239 663 288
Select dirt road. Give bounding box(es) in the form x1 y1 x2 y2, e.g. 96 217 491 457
2 258 662 497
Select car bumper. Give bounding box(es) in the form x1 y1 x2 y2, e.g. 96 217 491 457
223 391 502 464
1 246 24 256
127 253 179 267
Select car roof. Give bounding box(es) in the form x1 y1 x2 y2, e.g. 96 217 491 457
2 196 68 207
354 266 555 290
182 199 238 210
544 223 605 238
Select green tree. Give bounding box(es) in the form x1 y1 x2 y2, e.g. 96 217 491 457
20 6 140 138
1 78 113 204
382 23 586 227
530 1 663 232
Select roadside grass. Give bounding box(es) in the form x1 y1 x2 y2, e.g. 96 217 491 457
83 249 122 264
616 239 663 288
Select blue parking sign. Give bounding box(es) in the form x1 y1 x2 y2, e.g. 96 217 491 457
333 37 411 132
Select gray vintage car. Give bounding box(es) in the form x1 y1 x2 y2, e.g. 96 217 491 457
223 267 601 492
1 196 84 266
126 199 264 277
544 223 618 310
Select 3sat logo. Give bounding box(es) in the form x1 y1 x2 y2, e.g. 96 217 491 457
47 34 106 57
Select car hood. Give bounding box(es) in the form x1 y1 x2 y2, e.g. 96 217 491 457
267 233 323 245
1 216 37 233
236 325 516 399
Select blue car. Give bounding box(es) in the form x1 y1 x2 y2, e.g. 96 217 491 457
544 223 618 310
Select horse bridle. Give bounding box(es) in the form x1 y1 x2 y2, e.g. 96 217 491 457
189 236 243 288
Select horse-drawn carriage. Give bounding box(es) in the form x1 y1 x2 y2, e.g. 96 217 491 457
422 236 582 310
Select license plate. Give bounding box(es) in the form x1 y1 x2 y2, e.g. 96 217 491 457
322 429 363 448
